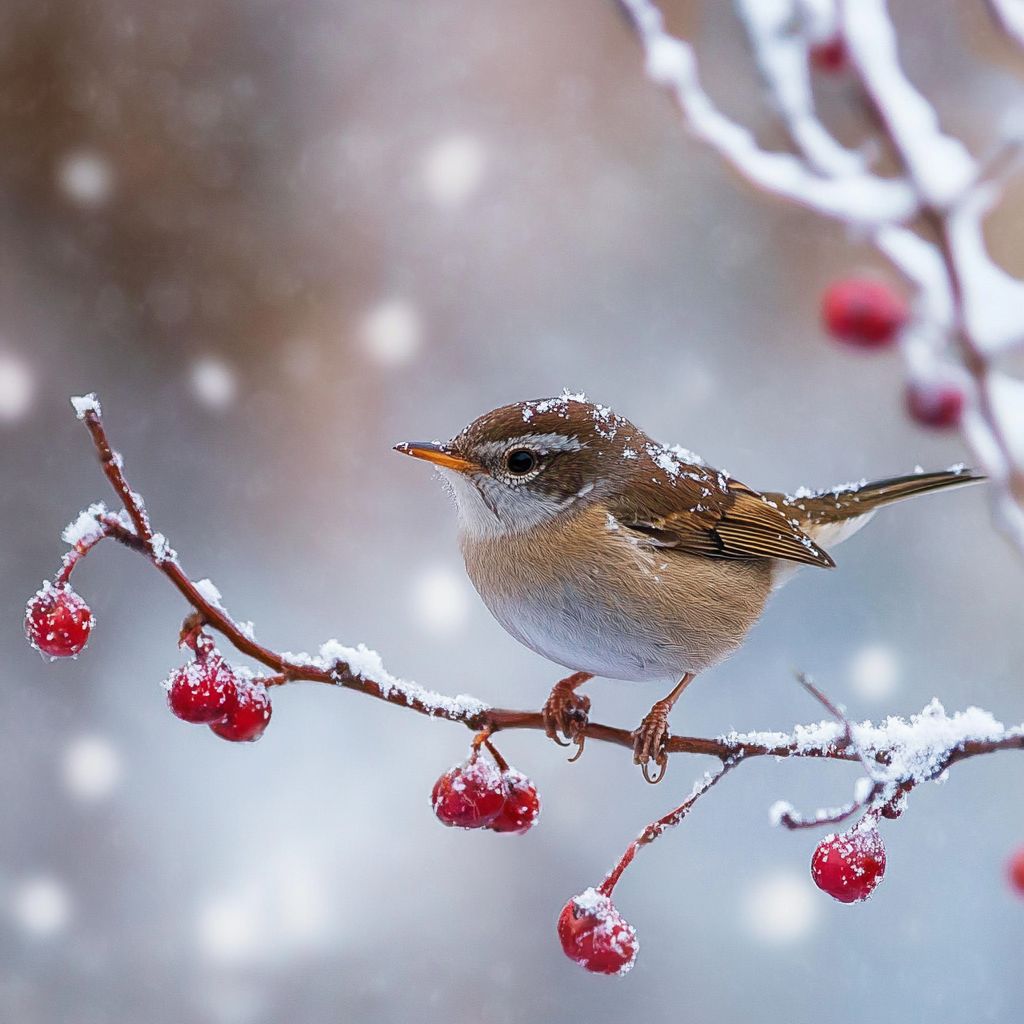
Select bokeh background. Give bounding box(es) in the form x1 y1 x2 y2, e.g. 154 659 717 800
2 1 1023 1021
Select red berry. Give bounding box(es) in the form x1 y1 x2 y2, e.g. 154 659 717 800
1007 848 1024 896
165 653 239 724
905 381 963 430
811 825 886 904
822 278 908 348
488 770 541 834
810 37 847 73
557 889 638 976
431 758 507 829
210 678 272 742
25 583 94 658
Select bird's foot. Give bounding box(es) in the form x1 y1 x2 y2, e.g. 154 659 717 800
633 700 673 784
542 673 592 762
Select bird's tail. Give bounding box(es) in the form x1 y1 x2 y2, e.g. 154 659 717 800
765 467 984 557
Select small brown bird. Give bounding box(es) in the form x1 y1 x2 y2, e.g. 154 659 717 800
396 393 981 781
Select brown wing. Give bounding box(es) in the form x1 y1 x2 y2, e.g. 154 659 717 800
610 462 836 569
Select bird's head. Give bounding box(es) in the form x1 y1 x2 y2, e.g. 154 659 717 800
395 393 643 538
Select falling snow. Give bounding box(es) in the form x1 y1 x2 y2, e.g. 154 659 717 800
360 299 422 366
0 352 34 422
57 150 114 207
190 356 237 410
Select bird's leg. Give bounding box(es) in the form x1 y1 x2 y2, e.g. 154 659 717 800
542 671 593 760
633 673 696 784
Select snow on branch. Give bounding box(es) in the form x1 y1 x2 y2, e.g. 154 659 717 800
987 0 1024 49
615 0 1024 556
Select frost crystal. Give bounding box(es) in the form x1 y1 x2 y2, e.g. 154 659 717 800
62 503 107 547
194 578 224 608
150 533 177 564
70 393 102 419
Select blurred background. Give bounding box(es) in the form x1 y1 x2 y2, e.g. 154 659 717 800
2 1 1023 1021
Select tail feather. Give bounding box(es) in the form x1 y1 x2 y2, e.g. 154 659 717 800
767 467 984 527
766 467 983 589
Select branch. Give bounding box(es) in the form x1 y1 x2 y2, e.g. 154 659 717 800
36 395 1024 975
615 0 1024 557
55 395 1024 771
987 0 1024 49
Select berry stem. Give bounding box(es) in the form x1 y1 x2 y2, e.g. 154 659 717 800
483 738 509 772
54 531 110 588
598 758 741 897
256 673 289 688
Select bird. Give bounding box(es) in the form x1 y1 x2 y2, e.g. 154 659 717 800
395 391 982 782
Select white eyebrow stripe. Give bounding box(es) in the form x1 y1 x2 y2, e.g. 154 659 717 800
475 433 584 459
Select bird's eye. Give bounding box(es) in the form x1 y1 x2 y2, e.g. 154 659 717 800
506 449 537 475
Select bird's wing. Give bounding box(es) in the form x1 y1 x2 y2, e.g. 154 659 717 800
608 456 836 569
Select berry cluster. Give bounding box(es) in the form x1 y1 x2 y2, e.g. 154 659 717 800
165 640 272 743
25 577 271 743
551 816 890 977
431 754 540 834
429 749 641 975
821 276 964 431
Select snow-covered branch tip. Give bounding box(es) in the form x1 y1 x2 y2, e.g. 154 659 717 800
21 396 1024 975
616 0 1024 556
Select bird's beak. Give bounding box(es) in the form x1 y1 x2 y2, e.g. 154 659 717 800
393 440 478 473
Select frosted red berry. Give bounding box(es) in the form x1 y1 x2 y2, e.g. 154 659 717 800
25 583 94 658
557 889 638 976
822 278 907 348
166 653 239 725
210 678 272 742
905 381 963 430
1007 848 1024 896
811 825 886 904
431 758 507 829
810 37 847 73
488 770 541 834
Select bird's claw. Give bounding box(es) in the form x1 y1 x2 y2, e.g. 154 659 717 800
542 679 591 761
633 701 672 784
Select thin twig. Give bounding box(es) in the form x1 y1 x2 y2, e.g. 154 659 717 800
599 757 741 895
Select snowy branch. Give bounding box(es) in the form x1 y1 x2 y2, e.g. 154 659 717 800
615 0 1024 555
25 395 1024 974
51 399 1024 801
987 0 1024 49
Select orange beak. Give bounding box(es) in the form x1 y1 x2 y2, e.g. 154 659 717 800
393 440 478 473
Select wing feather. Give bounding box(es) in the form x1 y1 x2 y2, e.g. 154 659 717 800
611 468 835 569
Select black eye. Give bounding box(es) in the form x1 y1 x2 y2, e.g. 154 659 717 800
506 449 537 475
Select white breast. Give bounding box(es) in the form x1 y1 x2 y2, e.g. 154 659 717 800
477 581 686 682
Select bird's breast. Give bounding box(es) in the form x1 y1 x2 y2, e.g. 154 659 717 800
459 504 772 681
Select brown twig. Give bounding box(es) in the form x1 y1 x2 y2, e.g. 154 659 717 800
599 758 741 896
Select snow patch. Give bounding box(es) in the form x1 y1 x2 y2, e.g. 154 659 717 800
70 393 102 419
62 503 108 547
